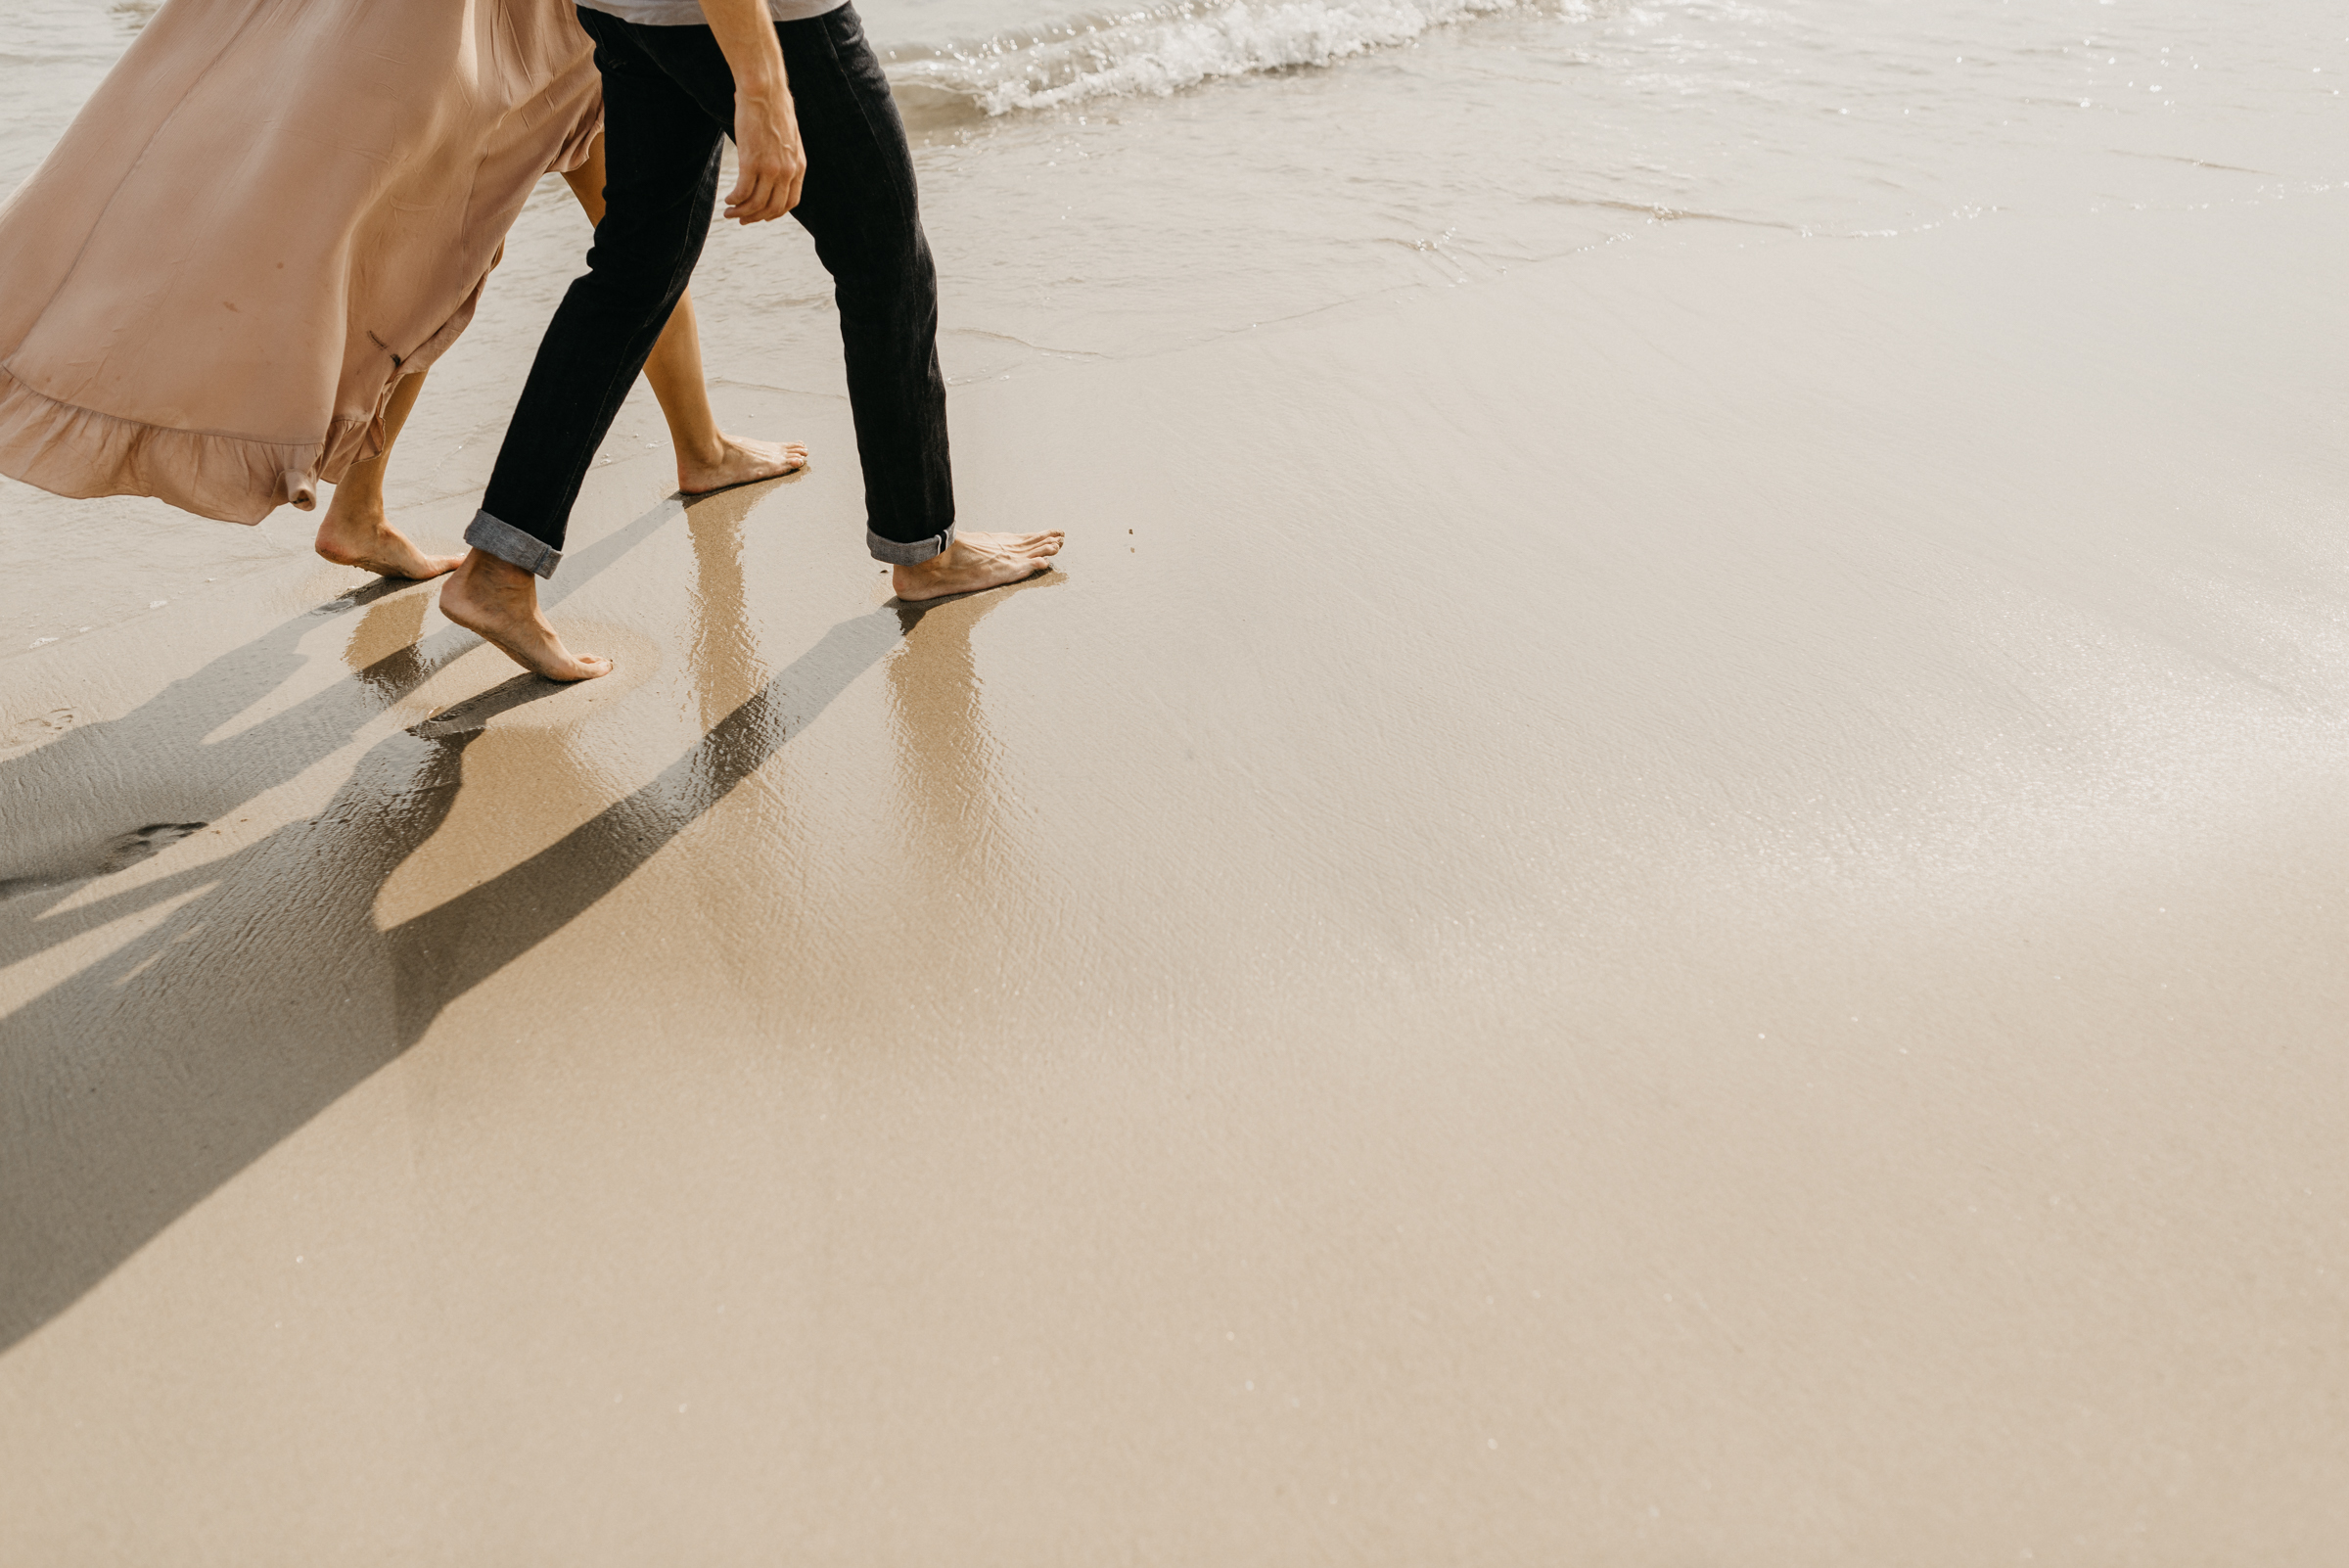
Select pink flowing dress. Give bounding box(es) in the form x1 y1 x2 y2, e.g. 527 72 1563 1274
0 0 602 524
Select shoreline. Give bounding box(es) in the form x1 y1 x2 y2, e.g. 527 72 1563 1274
6 189 2348 1559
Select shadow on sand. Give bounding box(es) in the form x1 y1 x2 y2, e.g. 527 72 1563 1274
0 480 1055 1355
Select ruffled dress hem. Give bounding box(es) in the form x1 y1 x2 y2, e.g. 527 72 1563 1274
0 0 603 526
0 239 508 525
0 363 374 526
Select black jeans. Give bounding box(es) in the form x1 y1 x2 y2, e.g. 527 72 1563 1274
467 3 954 576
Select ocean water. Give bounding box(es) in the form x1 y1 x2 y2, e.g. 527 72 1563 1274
3 0 2342 360
0 0 2342 652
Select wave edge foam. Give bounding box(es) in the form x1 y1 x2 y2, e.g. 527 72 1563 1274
886 0 1554 118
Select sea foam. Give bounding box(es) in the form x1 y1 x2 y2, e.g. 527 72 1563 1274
885 0 1545 118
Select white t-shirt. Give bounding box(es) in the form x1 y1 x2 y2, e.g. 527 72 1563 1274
574 0 849 24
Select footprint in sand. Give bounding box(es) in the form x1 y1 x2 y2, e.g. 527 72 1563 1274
3 708 79 751
0 819 210 901
96 822 211 874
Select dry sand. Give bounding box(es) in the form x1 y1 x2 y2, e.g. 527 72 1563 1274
3 191 2347 1562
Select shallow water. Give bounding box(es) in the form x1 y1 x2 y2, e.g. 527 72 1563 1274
0 0 2342 655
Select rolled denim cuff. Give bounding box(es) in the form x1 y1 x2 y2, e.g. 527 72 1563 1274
866 524 953 566
464 509 562 578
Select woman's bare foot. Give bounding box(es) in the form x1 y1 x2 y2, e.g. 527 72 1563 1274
677 432 809 495
314 497 464 580
438 550 612 682
892 531 1065 603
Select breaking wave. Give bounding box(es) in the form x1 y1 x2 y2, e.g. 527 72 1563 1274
885 0 1544 120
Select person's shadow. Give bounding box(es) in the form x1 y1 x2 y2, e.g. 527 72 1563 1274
0 483 1056 1356
0 485 697 907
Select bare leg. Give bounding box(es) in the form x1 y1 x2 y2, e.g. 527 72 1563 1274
322 134 803 582
438 551 611 682
314 371 466 579
892 531 1066 602
562 142 806 494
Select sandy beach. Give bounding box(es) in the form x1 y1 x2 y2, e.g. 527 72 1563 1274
4 0 2348 1559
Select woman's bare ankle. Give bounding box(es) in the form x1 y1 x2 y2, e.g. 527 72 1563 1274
677 432 809 495
314 495 461 580
674 432 728 479
316 491 386 554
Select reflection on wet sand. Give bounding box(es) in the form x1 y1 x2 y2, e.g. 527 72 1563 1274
683 481 770 726
344 589 430 699
887 578 1062 904
0 484 1055 1354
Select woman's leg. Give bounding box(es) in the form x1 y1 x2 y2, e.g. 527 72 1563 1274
313 136 807 583
561 136 806 493
313 368 466 579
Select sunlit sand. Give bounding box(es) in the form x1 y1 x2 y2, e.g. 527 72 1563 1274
3 0 2345 1560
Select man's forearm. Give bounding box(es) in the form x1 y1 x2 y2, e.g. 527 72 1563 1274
700 0 788 101
698 0 806 221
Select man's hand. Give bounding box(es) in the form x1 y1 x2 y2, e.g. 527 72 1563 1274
726 88 805 222
699 0 805 222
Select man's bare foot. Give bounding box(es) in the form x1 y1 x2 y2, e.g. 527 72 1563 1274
892 531 1065 603
438 550 611 682
314 497 463 579
677 432 809 495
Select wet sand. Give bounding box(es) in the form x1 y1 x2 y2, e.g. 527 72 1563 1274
4 191 2347 1561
